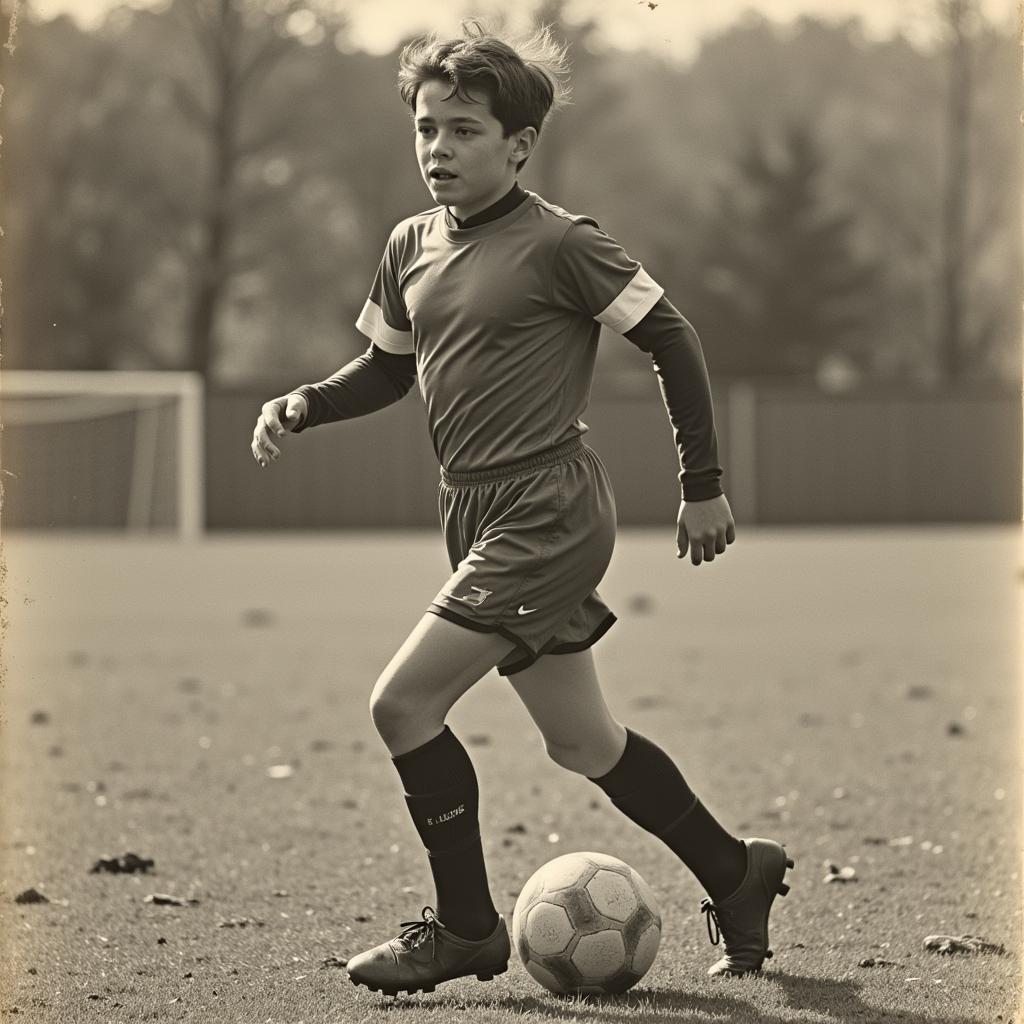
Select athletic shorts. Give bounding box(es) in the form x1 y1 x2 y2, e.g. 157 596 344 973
428 436 617 676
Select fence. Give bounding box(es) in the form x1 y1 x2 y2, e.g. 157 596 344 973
2 374 1019 530
204 378 1022 529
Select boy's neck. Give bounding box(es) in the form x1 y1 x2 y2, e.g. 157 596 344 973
448 181 526 230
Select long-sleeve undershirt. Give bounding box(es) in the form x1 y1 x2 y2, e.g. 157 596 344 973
624 295 723 502
291 344 416 433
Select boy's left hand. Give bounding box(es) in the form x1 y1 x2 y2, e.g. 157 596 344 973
677 494 736 566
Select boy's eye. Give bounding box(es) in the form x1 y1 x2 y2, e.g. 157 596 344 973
416 126 475 138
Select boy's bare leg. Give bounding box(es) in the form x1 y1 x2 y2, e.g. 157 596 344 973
347 613 516 995
510 649 792 976
508 648 627 776
508 649 749 897
369 611 515 756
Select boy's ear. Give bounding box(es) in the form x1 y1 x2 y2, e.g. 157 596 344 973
510 126 538 164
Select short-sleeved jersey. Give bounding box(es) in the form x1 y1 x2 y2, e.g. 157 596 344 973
355 191 664 473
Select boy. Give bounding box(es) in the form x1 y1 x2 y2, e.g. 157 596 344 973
251 21 792 997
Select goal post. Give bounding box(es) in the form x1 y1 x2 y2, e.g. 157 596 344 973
0 371 205 538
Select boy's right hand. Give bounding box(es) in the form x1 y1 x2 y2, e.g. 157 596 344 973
251 393 308 468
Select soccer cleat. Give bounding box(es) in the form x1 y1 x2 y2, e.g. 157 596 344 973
346 906 510 997
700 838 794 977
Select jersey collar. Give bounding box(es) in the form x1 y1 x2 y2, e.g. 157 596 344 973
445 182 527 231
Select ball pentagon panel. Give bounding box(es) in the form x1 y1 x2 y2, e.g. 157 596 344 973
524 901 575 956
571 929 627 980
539 853 598 893
586 869 638 923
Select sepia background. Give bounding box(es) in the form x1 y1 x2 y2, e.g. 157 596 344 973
0 0 1020 529
0 2 1021 1023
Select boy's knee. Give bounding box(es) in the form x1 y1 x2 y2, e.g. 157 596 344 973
545 739 598 777
369 682 444 749
369 687 405 742
544 724 627 778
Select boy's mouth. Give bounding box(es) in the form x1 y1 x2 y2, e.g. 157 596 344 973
429 168 458 181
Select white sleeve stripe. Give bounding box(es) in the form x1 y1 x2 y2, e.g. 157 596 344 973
595 267 664 334
355 298 414 355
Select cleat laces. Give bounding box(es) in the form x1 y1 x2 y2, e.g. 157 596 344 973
701 898 721 946
701 897 774 962
396 907 442 956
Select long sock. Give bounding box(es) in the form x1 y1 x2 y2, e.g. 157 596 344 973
589 728 747 901
391 726 499 941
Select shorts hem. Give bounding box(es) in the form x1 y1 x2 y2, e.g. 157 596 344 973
498 612 618 677
427 605 536 661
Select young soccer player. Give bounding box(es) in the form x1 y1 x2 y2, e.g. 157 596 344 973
251 21 792 996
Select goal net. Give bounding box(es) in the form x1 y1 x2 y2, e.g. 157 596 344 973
1 371 204 537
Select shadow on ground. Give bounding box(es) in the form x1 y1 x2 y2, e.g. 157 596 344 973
373 973 990 1024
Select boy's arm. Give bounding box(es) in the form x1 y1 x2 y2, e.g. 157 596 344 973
293 218 416 430
291 343 417 432
550 220 734 563
253 224 416 466
551 222 721 498
625 296 735 564
623 295 722 502
251 344 415 468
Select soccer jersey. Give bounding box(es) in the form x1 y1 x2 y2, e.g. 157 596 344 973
354 191 664 473
290 188 725 667
296 188 724 501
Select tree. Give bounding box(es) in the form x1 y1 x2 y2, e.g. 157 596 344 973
519 0 604 201
694 123 877 378
937 0 974 381
4 8 1017 385
0 14 148 370
140 0 347 380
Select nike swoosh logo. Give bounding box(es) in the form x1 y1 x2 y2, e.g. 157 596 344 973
517 605 538 615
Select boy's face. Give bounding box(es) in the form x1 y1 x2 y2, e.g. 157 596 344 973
414 78 535 221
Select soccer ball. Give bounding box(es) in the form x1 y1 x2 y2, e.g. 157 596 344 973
512 851 662 995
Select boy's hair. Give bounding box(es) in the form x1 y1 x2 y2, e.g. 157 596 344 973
397 19 571 171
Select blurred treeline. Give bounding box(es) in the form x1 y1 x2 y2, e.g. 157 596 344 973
2 0 1020 388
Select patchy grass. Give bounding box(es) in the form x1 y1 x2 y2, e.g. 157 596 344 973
1 528 1021 1023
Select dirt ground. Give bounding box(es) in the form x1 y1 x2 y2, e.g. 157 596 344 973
1 527 1020 1023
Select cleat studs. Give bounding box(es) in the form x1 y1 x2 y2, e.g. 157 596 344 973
786 858 795 868
477 973 493 982
778 882 791 896
421 985 434 994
